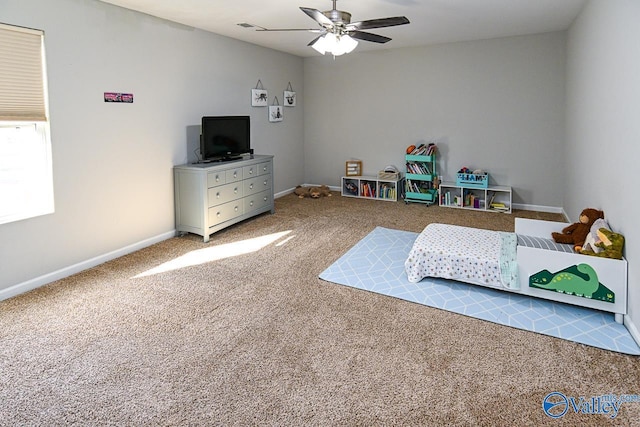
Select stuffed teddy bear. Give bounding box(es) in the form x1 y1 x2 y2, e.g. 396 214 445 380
551 208 604 251
293 185 332 199
581 227 624 259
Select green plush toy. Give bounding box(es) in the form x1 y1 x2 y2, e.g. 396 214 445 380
581 228 624 259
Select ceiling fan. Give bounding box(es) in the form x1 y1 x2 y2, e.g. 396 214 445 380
250 0 410 56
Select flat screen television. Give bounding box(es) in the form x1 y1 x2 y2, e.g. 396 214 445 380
200 115 251 162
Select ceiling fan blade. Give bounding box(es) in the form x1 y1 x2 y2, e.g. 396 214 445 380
300 7 334 27
348 30 391 44
346 16 410 31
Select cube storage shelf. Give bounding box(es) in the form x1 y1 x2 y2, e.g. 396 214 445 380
439 182 512 213
341 175 401 202
405 154 437 205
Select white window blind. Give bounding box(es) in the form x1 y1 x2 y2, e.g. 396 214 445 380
0 23 46 122
0 22 53 225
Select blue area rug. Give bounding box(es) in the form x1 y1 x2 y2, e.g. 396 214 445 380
319 226 640 355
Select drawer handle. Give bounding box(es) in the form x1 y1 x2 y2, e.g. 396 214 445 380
233 172 237 178
216 212 221 217
263 196 267 202
216 175 220 182
249 169 254 175
234 187 238 194
249 201 254 207
216 192 220 198
249 184 254 190
234 206 239 212
263 167 267 172
263 180 267 186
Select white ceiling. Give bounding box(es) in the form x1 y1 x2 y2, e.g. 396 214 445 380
97 0 586 57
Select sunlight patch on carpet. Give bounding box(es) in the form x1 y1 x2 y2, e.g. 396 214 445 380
319 226 640 355
134 230 292 278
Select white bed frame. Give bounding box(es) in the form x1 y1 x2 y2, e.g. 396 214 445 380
515 218 627 323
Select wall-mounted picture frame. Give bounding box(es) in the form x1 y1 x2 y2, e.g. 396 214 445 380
345 160 362 176
251 79 268 107
284 90 296 107
284 82 296 107
252 89 268 107
269 105 283 122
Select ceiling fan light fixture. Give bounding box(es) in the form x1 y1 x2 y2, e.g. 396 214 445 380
339 34 358 54
311 32 332 55
311 32 358 56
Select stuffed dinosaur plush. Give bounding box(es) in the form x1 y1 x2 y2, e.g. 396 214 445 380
551 208 604 251
581 228 624 260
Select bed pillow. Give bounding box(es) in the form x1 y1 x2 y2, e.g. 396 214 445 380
582 218 610 253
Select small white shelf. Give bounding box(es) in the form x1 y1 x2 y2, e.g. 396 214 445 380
341 175 401 202
438 182 512 213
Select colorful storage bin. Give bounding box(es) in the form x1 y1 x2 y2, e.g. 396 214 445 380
456 172 488 188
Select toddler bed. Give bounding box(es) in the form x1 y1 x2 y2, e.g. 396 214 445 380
404 218 628 323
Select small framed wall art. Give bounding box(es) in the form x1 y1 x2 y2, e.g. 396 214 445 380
252 79 268 107
269 96 283 122
284 82 296 107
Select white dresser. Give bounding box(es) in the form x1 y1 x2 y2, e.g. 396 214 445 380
174 155 274 242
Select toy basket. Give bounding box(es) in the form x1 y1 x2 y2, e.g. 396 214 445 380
378 171 401 180
456 172 488 188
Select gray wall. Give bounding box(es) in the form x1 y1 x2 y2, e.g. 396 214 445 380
0 0 304 294
303 32 566 210
566 0 640 334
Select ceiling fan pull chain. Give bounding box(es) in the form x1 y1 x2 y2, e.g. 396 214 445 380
254 79 264 90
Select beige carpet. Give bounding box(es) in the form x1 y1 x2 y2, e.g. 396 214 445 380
1 193 639 426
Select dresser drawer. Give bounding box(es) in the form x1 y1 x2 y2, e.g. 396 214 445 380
244 190 272 213
257 161 272 176
225 167 243 183
207 182 243 207
208 200 243 225
244 174 271 196
207 171 226 187
243 164 259 179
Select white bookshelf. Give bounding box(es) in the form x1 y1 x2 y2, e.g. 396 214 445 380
438 182 512 213
341 175 401 202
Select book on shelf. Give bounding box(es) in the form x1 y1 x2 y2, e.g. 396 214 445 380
408 142 437 156
406 162 431 175
490 202 508 211
488 191 496 207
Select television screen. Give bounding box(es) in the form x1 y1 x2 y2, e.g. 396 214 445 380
200 116 250 161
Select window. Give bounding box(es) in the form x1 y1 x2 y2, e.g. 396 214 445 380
0 22 53 225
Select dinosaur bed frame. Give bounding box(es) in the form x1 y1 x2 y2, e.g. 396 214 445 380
405 218 628 323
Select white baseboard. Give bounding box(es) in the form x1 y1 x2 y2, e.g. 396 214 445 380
274 188 295 198
0 230 176 302
283 189 567 214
